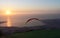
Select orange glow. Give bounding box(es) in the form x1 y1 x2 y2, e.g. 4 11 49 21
7 17 12 27
6 10 11 16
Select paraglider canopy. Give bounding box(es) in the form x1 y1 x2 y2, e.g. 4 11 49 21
25 18 40 24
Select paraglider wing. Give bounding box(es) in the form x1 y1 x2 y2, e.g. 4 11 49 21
25 18 40 24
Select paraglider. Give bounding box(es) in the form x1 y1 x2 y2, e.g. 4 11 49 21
25 18 40 24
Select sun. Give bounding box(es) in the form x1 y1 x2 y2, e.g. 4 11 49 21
6 10 11 15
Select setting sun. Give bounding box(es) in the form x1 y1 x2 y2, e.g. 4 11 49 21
6 10 11 15
5 10 12 27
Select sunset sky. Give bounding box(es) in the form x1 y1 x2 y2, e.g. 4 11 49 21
0 0 60 14
0 0 60 27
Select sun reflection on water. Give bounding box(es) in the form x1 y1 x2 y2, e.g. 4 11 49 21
7 17 12 27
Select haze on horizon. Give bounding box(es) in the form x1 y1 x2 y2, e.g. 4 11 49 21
0 0 60 14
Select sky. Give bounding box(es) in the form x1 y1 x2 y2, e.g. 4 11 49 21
0 0 60 11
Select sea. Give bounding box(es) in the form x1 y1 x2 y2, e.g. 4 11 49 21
0 12 60 27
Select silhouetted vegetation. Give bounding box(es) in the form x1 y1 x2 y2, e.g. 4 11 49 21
0 30 5 38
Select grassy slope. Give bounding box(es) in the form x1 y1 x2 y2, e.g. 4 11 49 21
8 30 60 38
